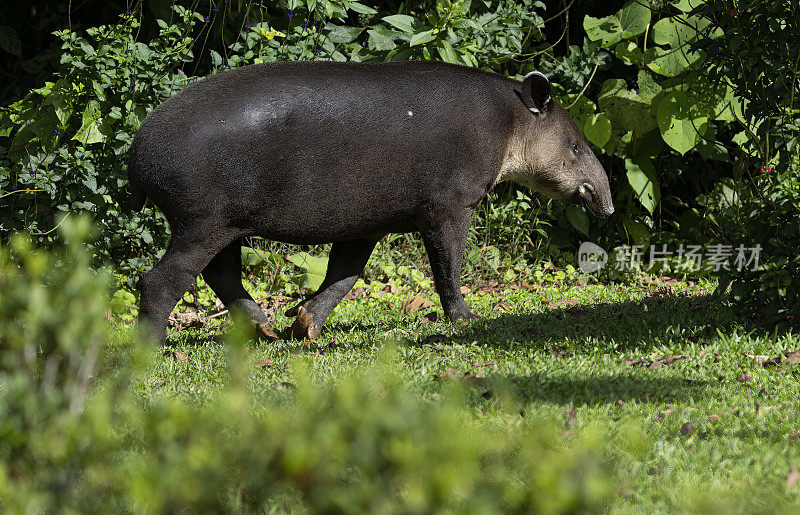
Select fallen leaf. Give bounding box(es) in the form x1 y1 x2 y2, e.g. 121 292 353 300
648 355 686 370
493 301 513 313
737 372 753 383
647 285 686 299
708 414 720 420
624 358 643 366
422 311 438 323
435 368 461 381
565 407 577 427
460 285 471 295
616 399 626 407
404 295 434 313
786 351 800 364
561 430 574 438
478 280 500 293
169 350 188 362
257 357 275 368
744 354 770 362
548 299 580 310
680 422 695 436
658 275 680 287
764 350 800 368
788 466 800 488
383 283 400 293
168 309 204 328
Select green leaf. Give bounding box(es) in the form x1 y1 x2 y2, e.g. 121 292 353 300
409 29 437 47
637 70 662 103
349 2 378 15
656 90 708 154
287 252 328 291
695 124 730 162
623 217 650 247
436 40 460 64
566 205 590 236
673 0 705 12
615 41 644 65
644 16 707 77
10 106 59 150
0 111 12 137
597 79 656 135
209 50 222 67
368 29 396 51
564 94 597 124
583 113 612 148
0 25 22 56
617 1 651 38
651 15 707 47
73 100 105 145
327 25 364 44
625 157 660 214
382 14 416 34
583 1 651 48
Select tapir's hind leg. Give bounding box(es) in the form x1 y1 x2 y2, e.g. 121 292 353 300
139 230 234 345
286 238 378 340
203 240 278 340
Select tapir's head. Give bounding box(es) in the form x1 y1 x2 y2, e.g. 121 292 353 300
500 71 614 218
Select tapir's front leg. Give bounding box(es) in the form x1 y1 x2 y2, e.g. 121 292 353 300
286 238 379 339
419 207 479 321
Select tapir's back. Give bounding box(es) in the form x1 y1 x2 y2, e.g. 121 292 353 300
129 61 519 243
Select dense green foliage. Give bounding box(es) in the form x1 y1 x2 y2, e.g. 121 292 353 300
693 0 800 326
0 0 797 318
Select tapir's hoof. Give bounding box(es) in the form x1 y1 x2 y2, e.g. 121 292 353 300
287 305 321 340
285 303 301 317
255 322 280 341
451 310 481 321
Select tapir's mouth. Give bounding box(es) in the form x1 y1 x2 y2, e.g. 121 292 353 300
575 187 614 219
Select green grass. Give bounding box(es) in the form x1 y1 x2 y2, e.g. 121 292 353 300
113 276 800 512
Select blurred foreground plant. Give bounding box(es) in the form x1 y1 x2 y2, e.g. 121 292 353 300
0 220 634 512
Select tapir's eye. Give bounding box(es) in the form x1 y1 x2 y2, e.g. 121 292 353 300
571 142 579 155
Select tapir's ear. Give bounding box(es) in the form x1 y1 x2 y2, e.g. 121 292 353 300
517 71 551 114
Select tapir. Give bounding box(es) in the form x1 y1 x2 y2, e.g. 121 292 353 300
128 60 614 344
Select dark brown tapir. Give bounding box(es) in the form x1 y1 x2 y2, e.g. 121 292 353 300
128 60 614 344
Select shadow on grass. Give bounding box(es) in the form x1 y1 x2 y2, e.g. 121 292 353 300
451 292 727 352
481 372 712 407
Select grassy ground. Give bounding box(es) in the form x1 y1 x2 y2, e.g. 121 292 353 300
113 275 800 512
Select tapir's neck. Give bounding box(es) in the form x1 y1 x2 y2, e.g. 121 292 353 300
493 113 540 189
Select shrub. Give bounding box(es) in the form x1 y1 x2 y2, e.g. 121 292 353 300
0 221 640 511
693 0 800 328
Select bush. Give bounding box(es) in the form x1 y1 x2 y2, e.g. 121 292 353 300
0 221 639 512
693 1 800 328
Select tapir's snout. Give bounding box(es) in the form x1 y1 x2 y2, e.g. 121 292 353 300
575 160 614 219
